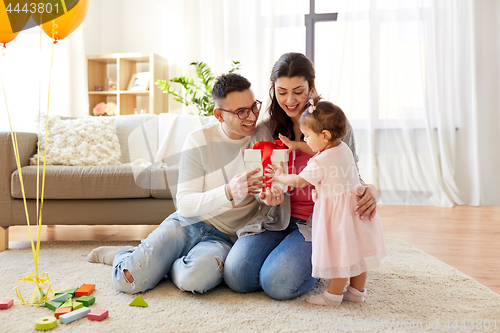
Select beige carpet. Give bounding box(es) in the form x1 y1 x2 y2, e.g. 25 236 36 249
0 238 499 332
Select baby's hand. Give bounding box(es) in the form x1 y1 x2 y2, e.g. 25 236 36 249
266 161 286 183
279 134 300 154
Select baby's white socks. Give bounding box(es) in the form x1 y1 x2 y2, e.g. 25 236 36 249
307 286 367 306
343 285 367 303
306 291 343 306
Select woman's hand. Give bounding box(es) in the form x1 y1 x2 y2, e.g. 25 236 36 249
355 184 378 221
259 187 284 206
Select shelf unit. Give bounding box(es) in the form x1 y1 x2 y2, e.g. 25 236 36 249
87 53 168 115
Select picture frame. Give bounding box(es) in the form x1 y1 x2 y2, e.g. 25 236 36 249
127 72 151 91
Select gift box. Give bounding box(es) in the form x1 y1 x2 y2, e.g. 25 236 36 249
244 140 295 192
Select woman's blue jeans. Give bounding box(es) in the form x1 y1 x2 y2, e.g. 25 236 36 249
112 212 233 294
224 217 318 300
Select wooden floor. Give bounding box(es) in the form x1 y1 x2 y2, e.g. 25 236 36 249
6 205 500 294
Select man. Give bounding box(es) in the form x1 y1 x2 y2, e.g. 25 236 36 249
88 73 282 294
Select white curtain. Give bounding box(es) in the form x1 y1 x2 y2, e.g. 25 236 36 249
0 26 87 132
326 0 500 206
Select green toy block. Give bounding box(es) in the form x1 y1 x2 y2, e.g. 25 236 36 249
40 292 69 307
50 293 69 302
60 298 73 309
55 288 78 298
34 316 57 331
75 296 95 306
72 301 83 310
129 295 148 307
45 301 64 311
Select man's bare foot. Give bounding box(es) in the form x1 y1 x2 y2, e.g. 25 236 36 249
86 246 135 265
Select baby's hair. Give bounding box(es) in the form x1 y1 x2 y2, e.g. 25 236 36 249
299 96 348 142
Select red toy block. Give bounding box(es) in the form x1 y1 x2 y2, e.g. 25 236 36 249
75 284 95 297
0 299 14 309
54 307 72 319
88 309 108 321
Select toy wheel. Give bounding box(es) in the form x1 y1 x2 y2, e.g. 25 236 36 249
35 316 58 330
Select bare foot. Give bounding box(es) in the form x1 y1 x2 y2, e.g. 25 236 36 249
86 246 135 265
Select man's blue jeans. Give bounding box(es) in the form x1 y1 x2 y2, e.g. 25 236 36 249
224 217 318 300
112 212 233 294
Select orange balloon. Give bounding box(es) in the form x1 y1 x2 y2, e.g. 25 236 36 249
0 1 31 46
36 0 90 43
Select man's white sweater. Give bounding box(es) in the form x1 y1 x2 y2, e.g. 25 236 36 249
176 122 260 236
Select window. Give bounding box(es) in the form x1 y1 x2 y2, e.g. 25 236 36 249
305 0 338 96
304 0 451 129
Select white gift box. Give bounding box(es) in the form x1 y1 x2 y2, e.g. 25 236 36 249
244 149 295 192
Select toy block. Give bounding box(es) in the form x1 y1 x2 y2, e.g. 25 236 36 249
49 293 69 303
59 307 91 324
55 288 78 298
34 316 57 330
129 295 148 307
60 298 73 309
45 301 64 311
27 286 42 305
72 301 83 310
0 299 14 309
75 296 95 306
75 284 95 297
88 309 108 321
54 307 72 319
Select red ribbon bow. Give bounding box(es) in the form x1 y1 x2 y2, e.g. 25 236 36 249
252 140 293 190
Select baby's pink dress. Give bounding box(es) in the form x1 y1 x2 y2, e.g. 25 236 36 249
299 142 386 279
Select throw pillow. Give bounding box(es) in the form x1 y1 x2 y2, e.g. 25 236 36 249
30 115 122 166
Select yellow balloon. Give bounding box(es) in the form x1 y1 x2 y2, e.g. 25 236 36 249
0 1 31 46
36 0 90 43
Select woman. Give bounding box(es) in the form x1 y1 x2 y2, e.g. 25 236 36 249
224 53 378 300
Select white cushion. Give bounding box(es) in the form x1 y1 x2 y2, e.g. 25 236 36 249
30 115 121 166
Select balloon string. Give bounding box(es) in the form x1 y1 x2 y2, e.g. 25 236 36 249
61 0 68 13
0 67 34 259
0 58 40 293
1 44 4 56
51 21 59 44
0 32 55 307
34 36 56 273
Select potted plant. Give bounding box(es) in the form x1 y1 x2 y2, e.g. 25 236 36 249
155 61 240 116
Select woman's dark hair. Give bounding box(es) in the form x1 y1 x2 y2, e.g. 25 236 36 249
268 53 315 140
299 96 348 143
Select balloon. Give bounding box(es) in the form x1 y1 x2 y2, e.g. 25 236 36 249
0 0 31 47
35 0 90 43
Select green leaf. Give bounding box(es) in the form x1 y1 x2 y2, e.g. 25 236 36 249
156 60 241 115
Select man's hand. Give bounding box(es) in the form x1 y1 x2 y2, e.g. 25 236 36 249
259 187 284 206
355 184 378 221
226 168 264 201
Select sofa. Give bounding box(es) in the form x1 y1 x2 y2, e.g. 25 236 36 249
0 113 218 251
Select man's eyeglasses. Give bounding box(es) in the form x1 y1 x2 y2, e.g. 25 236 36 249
217 100 262 120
